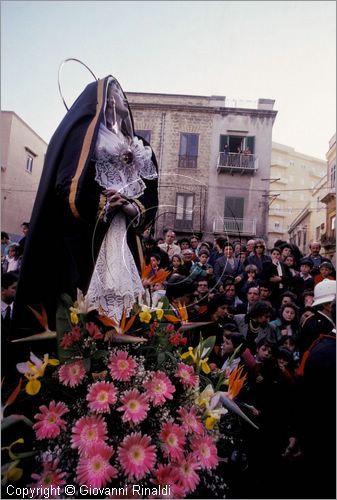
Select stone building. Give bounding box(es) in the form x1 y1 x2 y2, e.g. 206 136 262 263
127 92 277 242
1 111 47 236
269 143 326 247
320 133 336 263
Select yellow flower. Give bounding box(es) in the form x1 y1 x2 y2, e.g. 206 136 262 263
195 384 214 408
16 353 59 396
1 460 23 484
181 347 196 363
70 311 79 325
200 357 211 374
139 307 152 324
205 416 218 430
155 308 164 321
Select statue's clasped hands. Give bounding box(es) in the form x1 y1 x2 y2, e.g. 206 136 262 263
103 189 137 217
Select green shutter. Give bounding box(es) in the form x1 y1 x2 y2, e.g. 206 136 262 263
219 135 229 151
246 136 255 154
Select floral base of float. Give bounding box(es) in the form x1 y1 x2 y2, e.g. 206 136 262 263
2 291 257 499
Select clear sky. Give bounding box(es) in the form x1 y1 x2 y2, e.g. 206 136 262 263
1 1 335 160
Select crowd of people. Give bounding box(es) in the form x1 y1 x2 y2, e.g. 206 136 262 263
1 224 336 498
140 229 336 498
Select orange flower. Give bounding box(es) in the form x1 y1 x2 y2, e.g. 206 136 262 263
227 365 247 400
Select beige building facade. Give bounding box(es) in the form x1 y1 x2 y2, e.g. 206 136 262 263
1 111 48 236
268 142 326 248
127 92 277 242
320 133 336 263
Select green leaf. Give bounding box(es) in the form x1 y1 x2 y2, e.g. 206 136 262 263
201 336 216 353
157 352 166 367
217 394 259 430
1 415 33 431
83 357 91 372
92 350 108 360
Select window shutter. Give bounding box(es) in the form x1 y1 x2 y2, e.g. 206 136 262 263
224 197 244 219
219 135 229 151
246 136 255 153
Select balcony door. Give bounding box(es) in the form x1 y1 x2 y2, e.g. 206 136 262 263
224 197 244 232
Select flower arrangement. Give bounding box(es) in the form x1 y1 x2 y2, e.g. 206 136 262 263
2 291 255 499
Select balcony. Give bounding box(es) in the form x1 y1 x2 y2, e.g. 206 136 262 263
217 152 258 174
213 217 256 235
321 231 336 248
178 155 197 169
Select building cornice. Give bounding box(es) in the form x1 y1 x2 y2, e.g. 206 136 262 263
1 110 49 146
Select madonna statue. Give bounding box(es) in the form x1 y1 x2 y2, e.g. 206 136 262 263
12 75 158 338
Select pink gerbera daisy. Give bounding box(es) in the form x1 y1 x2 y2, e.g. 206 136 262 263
108 350 137 382
118 432 156 480
174 363 199 388
175 454 200 493
190 435 219 470
177 406 204 435
151 464 185 499
159 421 186 461
58 360 86 387
144 371 175 406
31 459 66 490
33 401 69 440
76 442 117 488
86 381 117 413
71 415 107 453
117 389 149 424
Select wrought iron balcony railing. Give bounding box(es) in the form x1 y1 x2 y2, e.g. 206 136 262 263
212 217 257 235
217 152 258 174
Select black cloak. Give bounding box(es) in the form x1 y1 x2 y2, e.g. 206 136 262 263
11 76 158 339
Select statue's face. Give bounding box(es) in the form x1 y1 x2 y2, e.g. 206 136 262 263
107 81 129 117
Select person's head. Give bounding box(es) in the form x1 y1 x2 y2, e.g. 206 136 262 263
284 255 296 268
270 247 281 262
255 339 275 362
199 242 211 253
198 250 210 265
309 242 321 256
249 301 274 326
280 303 298 324
246 286 260 304
150 254 161 268
245 264 258 278
279 335 297 354
214 237 227 252
302 290 315 307
196 278 209 295
156 237 164 246
178 238 190 251
164 229 176 244
276 347 294 371
254 239 266 255
1 232 9 243
223 244 234 258
233 242 242 255
258 281 272 301
1 271 18 303
319 262 333 278
182 249 194 263
208 295 234 319
280 291 298 306
223 280 236 300
238 250 248 263
21 222 29 236
190 236 200 249
165 276 195 303
300 258 313 275
246 239 256 253
280 243 293 259
311 279 336 317
7 244 19 259
222 331 245 355
171 254 183 268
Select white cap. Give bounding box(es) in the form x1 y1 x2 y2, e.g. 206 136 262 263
312 279 336 307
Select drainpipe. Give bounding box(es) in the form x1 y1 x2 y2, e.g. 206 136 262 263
156 112 166 237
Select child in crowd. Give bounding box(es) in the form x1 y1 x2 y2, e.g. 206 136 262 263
270 302 300 340
314 261 335 285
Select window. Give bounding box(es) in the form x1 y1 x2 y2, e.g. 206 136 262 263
331 216 336 230
26 154 33 173
330 163 336 188
303 230 307 247
175 193 194 229
274 222 280 229
224 197 244 231
316 226 320 240
179 133 198 168
135 130 151 143
297 232 301 246
219 135 255 154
